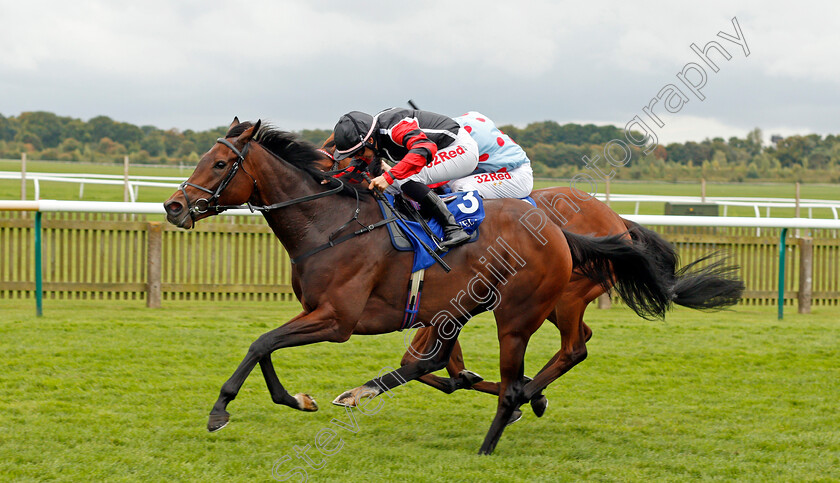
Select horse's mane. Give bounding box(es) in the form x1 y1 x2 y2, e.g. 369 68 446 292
226 122 362 197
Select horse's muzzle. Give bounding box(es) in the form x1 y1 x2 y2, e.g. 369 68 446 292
164 199 194 229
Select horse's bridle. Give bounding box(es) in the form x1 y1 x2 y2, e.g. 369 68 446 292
179 137 345 218
179 138 252 218
178 135 400 265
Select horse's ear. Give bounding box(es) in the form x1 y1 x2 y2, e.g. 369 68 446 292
238 119 261 143
229 116 240 130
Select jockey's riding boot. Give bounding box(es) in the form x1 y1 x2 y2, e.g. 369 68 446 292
420 191 471 249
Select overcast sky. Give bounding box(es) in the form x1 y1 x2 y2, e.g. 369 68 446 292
2 0 838 145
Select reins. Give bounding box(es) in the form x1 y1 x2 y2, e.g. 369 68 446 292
291 165 398 264
181 136 394 264
180 135 450 270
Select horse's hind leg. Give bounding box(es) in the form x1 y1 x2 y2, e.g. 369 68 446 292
404 307 593 406
333 317 468 407
398 296 594 405
523 279 601 415
582 319 593 342
405 327 493 394
522 301 590 406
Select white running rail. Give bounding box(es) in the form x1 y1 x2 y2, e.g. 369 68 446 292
3 171 839 219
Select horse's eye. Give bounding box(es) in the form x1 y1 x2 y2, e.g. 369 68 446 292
214 161 227 169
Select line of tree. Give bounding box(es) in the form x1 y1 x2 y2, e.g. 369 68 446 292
499 121 840 183
1 111 838 183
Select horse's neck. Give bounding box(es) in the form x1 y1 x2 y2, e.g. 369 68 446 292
252 153 358 259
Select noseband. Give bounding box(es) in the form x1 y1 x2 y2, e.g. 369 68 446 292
179 138 252 218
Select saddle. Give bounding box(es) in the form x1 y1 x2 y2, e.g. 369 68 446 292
375 191 485 272
378 192 530 330
383 195 478 251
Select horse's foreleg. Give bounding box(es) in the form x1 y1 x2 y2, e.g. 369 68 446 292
440 338 490 391
258 310 318 411
259 354 319 411
208 308 351 432
208 350 261 432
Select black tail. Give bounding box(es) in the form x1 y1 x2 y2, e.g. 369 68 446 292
563 230 673 320
622 219 744 310
624 219 679 282
671 254 745 309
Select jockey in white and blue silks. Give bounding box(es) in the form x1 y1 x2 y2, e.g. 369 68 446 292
447 111 534 199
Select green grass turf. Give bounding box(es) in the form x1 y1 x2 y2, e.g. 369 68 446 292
1 300 837 481
0 159 196 177
0 159 189 203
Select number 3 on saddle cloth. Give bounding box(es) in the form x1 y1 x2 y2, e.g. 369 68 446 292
375 190 485 330
376 191 538 330
377 190 485 273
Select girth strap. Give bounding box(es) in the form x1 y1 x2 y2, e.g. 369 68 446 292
400 269 425 331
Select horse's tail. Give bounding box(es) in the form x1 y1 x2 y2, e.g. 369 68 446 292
623 218 678 281
670 254 745 309
562 229 673 320
622 219 745 310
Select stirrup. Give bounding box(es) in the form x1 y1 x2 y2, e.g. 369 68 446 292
439 228 471 249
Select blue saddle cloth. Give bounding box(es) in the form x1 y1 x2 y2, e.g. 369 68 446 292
377 191 486 272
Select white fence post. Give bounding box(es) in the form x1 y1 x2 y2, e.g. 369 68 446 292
123 156 130 203
20 153 27 200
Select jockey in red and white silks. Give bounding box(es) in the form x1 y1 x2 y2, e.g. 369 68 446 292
333 107 479 192
332 108 477 248
448 111 534 199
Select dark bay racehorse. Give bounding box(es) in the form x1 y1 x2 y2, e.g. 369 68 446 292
313 141 744 415
164 119 678 454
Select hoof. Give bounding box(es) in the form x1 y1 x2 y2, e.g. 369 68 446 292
332 390 355 407
332 385 379 407
458 370 484 389
207 411 230 432
478 443 498 455
530 394 548 418
294 393 319 412
506 409 523 426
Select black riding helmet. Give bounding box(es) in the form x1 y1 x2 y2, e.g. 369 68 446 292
333 111 376 160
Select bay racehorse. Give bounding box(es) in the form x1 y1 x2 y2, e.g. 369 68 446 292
313 140 744 417
164 118 679 454
403 190 743 407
